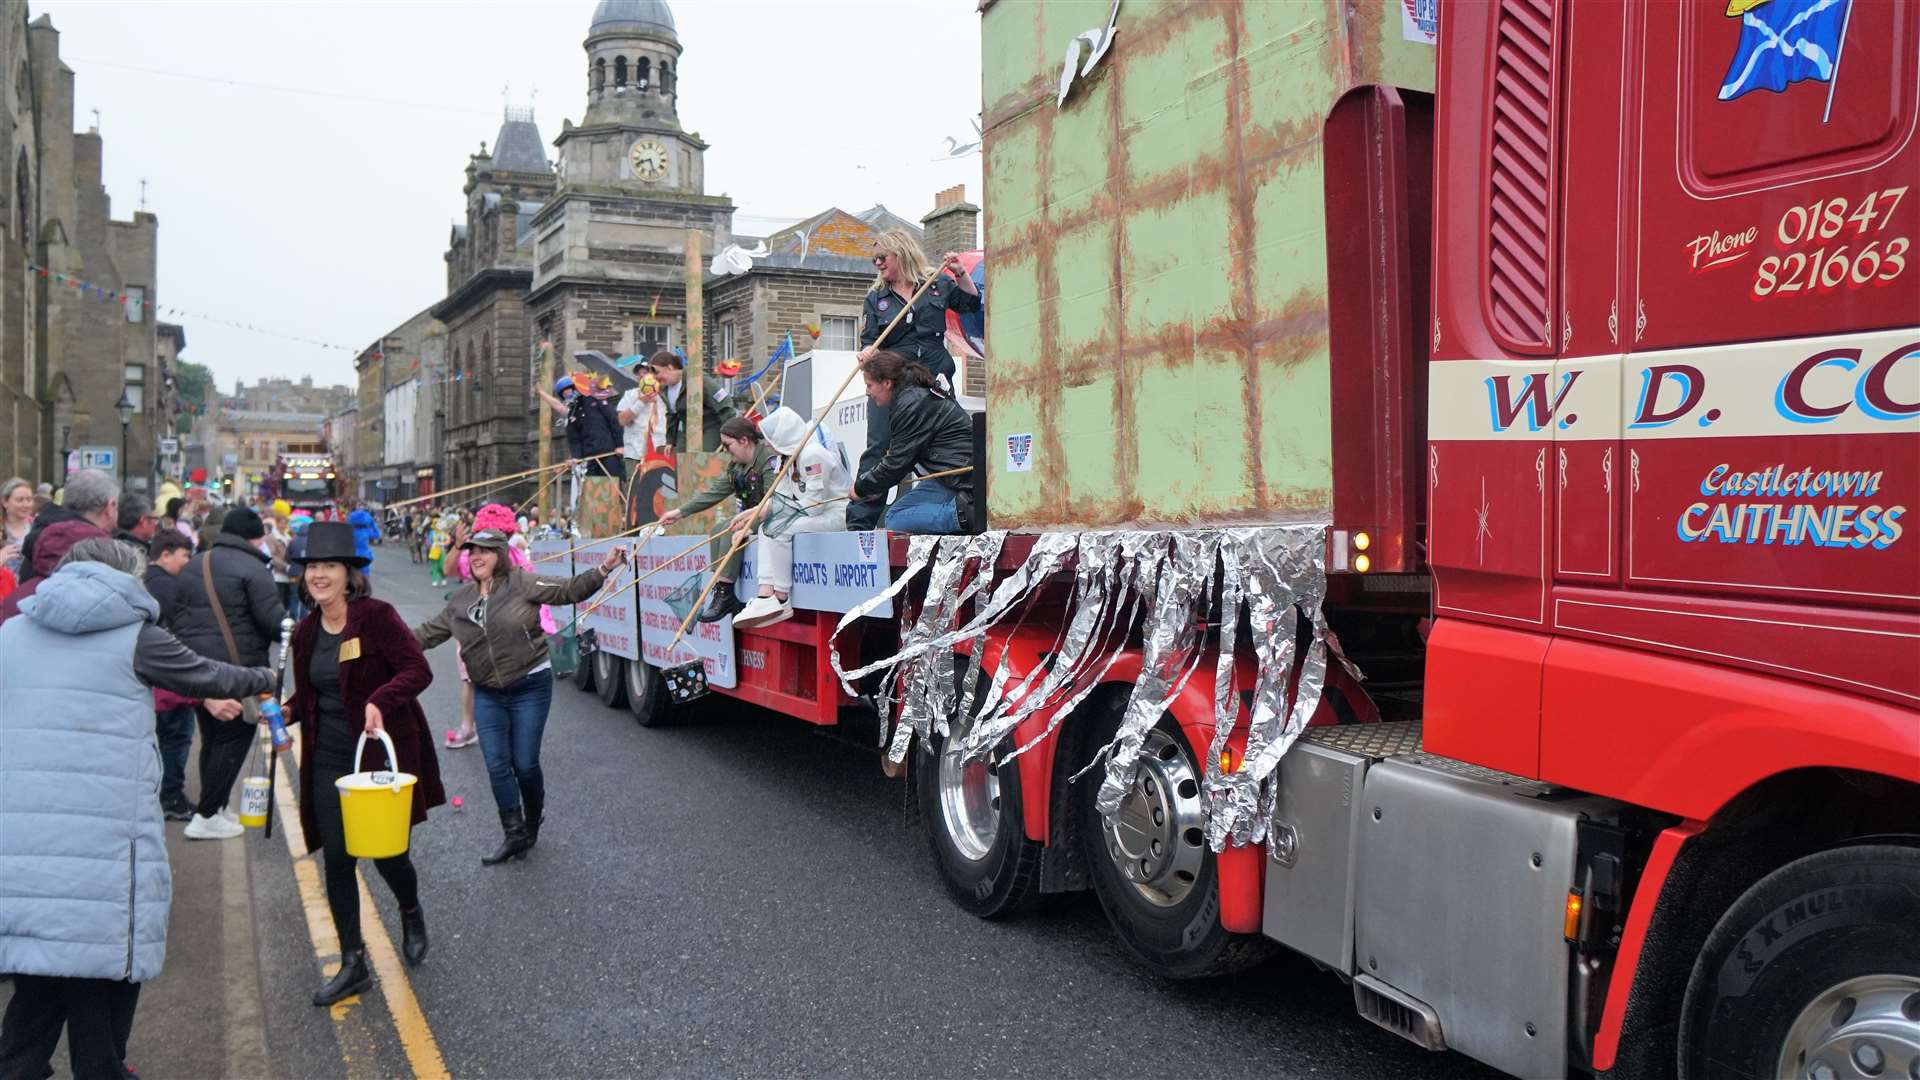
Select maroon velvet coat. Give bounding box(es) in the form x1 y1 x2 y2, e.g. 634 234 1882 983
287 596 443 856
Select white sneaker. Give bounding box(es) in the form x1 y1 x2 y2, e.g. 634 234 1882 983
221 807 241 824
734 594 793 630
184 813 244 840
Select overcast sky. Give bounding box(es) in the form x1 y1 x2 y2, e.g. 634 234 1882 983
38 0 984 395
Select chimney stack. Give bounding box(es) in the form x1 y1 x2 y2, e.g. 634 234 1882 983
921 184 980 256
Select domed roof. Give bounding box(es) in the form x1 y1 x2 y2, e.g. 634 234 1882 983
590 0 675 37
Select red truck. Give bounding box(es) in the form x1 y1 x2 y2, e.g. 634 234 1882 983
562 2 1919 1076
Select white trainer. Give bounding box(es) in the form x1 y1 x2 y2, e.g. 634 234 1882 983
733 594 793 630
184 812 244 840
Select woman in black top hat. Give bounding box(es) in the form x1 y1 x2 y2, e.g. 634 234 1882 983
286 521 443 1006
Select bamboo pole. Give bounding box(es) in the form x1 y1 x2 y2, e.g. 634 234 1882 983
386 450 618 510
536 340 556 523
684 231 706 453
663 531 753 653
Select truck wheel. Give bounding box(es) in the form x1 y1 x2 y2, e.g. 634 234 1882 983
626 659 672 727
915 724 1041 919
1074 708 1273 979
1680 844 1920 1080
573 633 598 693
593 650 628 709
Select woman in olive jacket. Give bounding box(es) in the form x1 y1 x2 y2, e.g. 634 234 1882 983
414 528 626 864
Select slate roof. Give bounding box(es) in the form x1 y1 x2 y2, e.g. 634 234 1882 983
491 116 552 174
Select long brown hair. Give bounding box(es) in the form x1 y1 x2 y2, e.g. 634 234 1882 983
862 350 937 390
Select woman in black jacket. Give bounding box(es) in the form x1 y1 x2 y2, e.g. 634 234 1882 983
854 352 975 535
535 375 626 481
166 506 287 839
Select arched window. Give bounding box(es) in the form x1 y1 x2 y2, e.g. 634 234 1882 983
636 57 651 90
660 61 673 96
593 58 606 95
614 56 627 89
14 149 29 248
479 333 491 402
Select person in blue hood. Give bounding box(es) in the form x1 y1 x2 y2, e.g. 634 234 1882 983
0 538 274 1080
345 504 381 572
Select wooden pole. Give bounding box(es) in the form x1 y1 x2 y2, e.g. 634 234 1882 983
684 231 705 453
536 340 556 522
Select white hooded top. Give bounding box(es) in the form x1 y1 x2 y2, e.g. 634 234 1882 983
757 407 851 515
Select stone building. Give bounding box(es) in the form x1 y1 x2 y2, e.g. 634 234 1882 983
193 408 328 504
231 375 351 416
0 12 164 491
524 0 736 453
354 305 443 502
432 105 556 493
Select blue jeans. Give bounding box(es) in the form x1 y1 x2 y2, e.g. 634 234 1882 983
473 669 553 813
155 706 195 807
883 480 962 534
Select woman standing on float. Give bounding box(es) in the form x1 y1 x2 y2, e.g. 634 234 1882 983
286 521 442 1006
414 527 627 865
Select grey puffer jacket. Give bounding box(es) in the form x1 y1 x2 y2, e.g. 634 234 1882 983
415 564 608 689
171 533 286 665
0 562 274 982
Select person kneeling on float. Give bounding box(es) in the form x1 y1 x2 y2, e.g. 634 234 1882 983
854 351 976 535
733 407 852 629
655 416 779 624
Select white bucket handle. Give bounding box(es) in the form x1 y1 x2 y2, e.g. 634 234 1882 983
352 729 405 792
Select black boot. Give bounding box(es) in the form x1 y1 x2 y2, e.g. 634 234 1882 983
481 808 532 866
312 949 372 1006
697 586 745 623
522 789 544 849
400 906 428 967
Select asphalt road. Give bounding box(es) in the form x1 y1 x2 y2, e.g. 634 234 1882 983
246 558 1506 1079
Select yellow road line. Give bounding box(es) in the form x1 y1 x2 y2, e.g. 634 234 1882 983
273 741 450 1079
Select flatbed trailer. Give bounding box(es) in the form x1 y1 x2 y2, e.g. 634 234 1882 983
552 1 1919 1076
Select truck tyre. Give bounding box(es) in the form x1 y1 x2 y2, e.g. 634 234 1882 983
1074 705 1273 979
1679 844 1920 1080
593 650 628 710
573 632 598 693
626 659 672 727
915 723 1042 919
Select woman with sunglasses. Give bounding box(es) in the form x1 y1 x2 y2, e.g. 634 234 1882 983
851 230 980 528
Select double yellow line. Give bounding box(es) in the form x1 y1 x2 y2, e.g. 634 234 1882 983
271 741 449 1078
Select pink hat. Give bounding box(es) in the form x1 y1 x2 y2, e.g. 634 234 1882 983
474 503 518 535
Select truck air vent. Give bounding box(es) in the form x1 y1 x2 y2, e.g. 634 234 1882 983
1486 0 1560 354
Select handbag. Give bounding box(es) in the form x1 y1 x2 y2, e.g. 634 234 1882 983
200 551 260 725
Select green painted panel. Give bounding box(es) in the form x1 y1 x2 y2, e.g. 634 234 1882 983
980 0 1433 529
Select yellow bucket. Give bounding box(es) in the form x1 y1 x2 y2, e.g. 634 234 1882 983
238 776 271 828
335 730 418 859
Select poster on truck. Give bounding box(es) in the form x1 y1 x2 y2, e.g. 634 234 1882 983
528 538 577 624
732 531 893 616
575 538 640 662
631 534 738 689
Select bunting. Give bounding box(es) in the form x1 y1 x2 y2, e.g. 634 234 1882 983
25 260 362 352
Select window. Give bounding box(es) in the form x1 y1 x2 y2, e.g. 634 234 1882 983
660 61 673 96
14 149 29 249
718 320 735 361
637 57 651 90
819 315 859 351
614 56 627 88
632 323 671 357
125 286 145 323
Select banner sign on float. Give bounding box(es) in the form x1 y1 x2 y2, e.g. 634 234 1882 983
574 539 640 663
730 531 893 616
528 538 577 624
631 534 738 689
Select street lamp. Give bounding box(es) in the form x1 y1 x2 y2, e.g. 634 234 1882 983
114 388 136 484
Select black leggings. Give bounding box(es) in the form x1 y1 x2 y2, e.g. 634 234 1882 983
311 754 419 954
193 705 256 818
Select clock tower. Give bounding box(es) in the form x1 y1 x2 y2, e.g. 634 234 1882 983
553 0 707 191
527 0 734 409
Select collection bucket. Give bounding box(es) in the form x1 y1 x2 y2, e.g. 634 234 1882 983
335 730 417 859
238 776 271 828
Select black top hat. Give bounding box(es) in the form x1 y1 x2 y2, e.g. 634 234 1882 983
292 521 369 568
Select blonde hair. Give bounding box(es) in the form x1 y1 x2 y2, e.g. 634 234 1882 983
868 229 932 294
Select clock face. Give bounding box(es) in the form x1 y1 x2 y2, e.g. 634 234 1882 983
629 140 669 182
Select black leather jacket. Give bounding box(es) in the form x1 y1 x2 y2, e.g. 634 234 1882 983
171 534 286 666
853 384 975 520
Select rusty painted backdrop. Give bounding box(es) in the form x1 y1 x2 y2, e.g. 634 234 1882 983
982 0 1433 529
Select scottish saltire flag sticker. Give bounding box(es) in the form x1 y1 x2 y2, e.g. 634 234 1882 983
1718 0 1854 116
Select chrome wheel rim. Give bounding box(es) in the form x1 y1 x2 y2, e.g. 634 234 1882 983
937 739 1000 863
1102 729 1207 908
1777 973 1920 1080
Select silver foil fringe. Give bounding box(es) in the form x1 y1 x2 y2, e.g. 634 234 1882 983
829 526 1330 850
